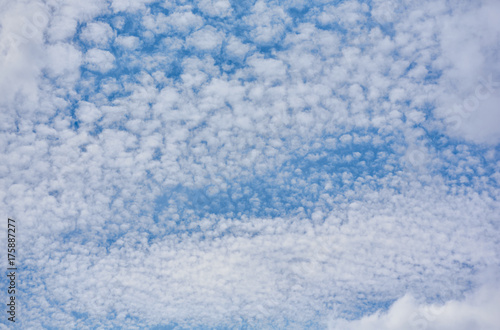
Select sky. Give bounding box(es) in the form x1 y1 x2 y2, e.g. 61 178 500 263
0 0 500 329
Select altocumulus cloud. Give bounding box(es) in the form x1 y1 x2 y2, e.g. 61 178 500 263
0 0 499 328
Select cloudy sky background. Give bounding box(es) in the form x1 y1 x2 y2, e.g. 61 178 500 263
0 0 500 328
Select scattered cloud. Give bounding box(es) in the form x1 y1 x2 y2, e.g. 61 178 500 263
80 22 115 47
0 0 499 328
84 48 115 73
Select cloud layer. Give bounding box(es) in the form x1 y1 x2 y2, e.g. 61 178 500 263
0 0 499 328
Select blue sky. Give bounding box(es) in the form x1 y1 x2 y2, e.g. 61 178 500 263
1 0 500 329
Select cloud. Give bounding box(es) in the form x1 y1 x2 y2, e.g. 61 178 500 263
45 43 83 78
0 0 499 328
196 0 232 17
457 94 500 145
187 26 224 51
76 101 102 124
225 36 252 59
318 0 369 27
110 0 156 13
84 48 115 73
143 10 204 35
244 0 290 44
80 22 115 47
47 0 109 42
430 0 500 144
114 35 140 49
330 281 500 330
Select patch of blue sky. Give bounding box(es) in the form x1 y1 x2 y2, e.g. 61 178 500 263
71 310 90 321
285 4 313 21
149 323 180 330
339 298 396 320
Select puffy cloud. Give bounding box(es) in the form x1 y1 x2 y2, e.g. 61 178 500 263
143 10 204 35
187 26 224 51
244 0 291 44
76 101 102 124
110 0 156 13
80 21 115 47
114 35 140 49
84 48 115 73
330 281 500 330
318 0 369 27
47 0 109 42
225 36 253 58
45 43 82 78
1 0 500 328
196 0 232 17
427 0 500 144
247 55 287 84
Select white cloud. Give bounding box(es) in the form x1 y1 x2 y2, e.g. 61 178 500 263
330 281 500 330
225 36 252 58
187 26 223 51
167 10 204 33
76 101 102 124
431 0 500 144
143 10 204 35
318 1 369 27
0 1 49 115
47 0 109 42
80 21 115 47
110 0 156 13
247 55 287 83
370 0 400 24
115 35 140 49
197 0 232 17
1 0 500 328
244 0 290 44
45 42 82 80
84 48 115 73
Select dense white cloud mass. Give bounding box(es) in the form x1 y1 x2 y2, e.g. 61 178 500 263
0 0 499 328
331 280 500 330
